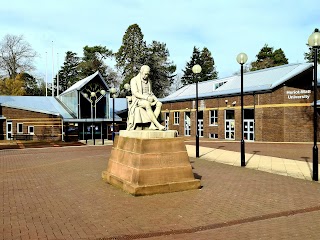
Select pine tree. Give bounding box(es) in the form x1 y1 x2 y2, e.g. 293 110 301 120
115 24 148 88
181 46 217 86
181 46 201 86
199 47 218 82
56 51 80 92
145 41 176 98
304 45 320 64
251 44 288 71
273 48 288 66
78 45 113 82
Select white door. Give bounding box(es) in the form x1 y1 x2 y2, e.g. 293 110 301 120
244 120 254 141
184 112 191 136
198 119 204 137
225 120 235 140
225 110 235 140
165 113 169 130
6 121 12 140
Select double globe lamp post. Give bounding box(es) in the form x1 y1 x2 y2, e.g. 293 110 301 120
109 83 130 141
236 53 248 167
308 28 320 181
82 89 107 145
192 64 202 158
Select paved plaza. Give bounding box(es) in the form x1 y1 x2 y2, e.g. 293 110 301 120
1 141 320 239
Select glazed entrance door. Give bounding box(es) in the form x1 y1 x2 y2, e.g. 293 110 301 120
225 110 235 140
244 120 254 141
197 111 204 137
6 121 12 140
184 112 191 136
198 119 204 137
243 109 255 141
165 112 169 130
225 120 235 140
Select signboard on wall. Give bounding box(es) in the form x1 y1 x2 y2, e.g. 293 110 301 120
286 90 311 100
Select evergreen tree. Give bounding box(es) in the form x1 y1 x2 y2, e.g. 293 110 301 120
145 41 176 98
18 72 38 95
115 24 148 88
181 46 217 86
77 45 113 84
55 51 80 92
251 44 288 71
272 48 288 66
199 47 218 82
304 46 320 64
181 46 201 86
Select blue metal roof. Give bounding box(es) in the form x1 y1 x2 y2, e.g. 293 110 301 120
0 96 73 118
162 63 314 102
109 98 127 119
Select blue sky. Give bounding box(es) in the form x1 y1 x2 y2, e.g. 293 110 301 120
1 0 319 83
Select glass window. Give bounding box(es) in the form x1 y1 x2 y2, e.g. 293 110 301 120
58 91 78 117
28 126 34 135
17 123 23 134
244 109 254 119
226 110 235 119
174 112 180 125
209 133 218 139
209 110 218 125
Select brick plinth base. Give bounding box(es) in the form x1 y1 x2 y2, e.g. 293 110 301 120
102 131 201 196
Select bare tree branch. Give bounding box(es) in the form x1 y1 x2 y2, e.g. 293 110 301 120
0 34 38 78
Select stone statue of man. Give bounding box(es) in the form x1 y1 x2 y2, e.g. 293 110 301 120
127 65 165 131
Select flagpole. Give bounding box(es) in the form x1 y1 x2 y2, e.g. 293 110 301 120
45 51 48 96
57 52 59 96
52 41 54 97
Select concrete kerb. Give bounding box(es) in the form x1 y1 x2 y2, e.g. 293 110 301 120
185 144 319 183
81 140 317 182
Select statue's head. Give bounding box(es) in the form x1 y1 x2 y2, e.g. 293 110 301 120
140 65 150 80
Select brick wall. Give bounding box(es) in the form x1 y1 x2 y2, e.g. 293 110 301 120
161 69 317 142
1 107 62 141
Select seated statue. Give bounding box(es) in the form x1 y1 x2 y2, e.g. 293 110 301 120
127 65 165 131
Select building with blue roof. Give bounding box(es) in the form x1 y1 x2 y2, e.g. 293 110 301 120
161 63 319 142
0 71 127 141
1 63 319 143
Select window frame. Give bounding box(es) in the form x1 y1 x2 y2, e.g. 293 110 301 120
28 126 35 135
17 123 23 134
173 112 180 125
209 110 218 126
209 133 218 139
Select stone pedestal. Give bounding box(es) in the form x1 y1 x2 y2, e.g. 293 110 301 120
102 130 201 196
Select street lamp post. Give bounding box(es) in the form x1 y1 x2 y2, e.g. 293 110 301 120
109 84 130 142
237 53 248 167
110 87 117 142
308 28 320 181
81 88 106 145
192 64 202 158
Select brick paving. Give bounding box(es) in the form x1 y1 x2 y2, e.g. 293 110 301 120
189 139 316 162
1 144 320 239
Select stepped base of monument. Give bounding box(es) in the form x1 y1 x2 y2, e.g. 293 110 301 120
102 130 201 196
